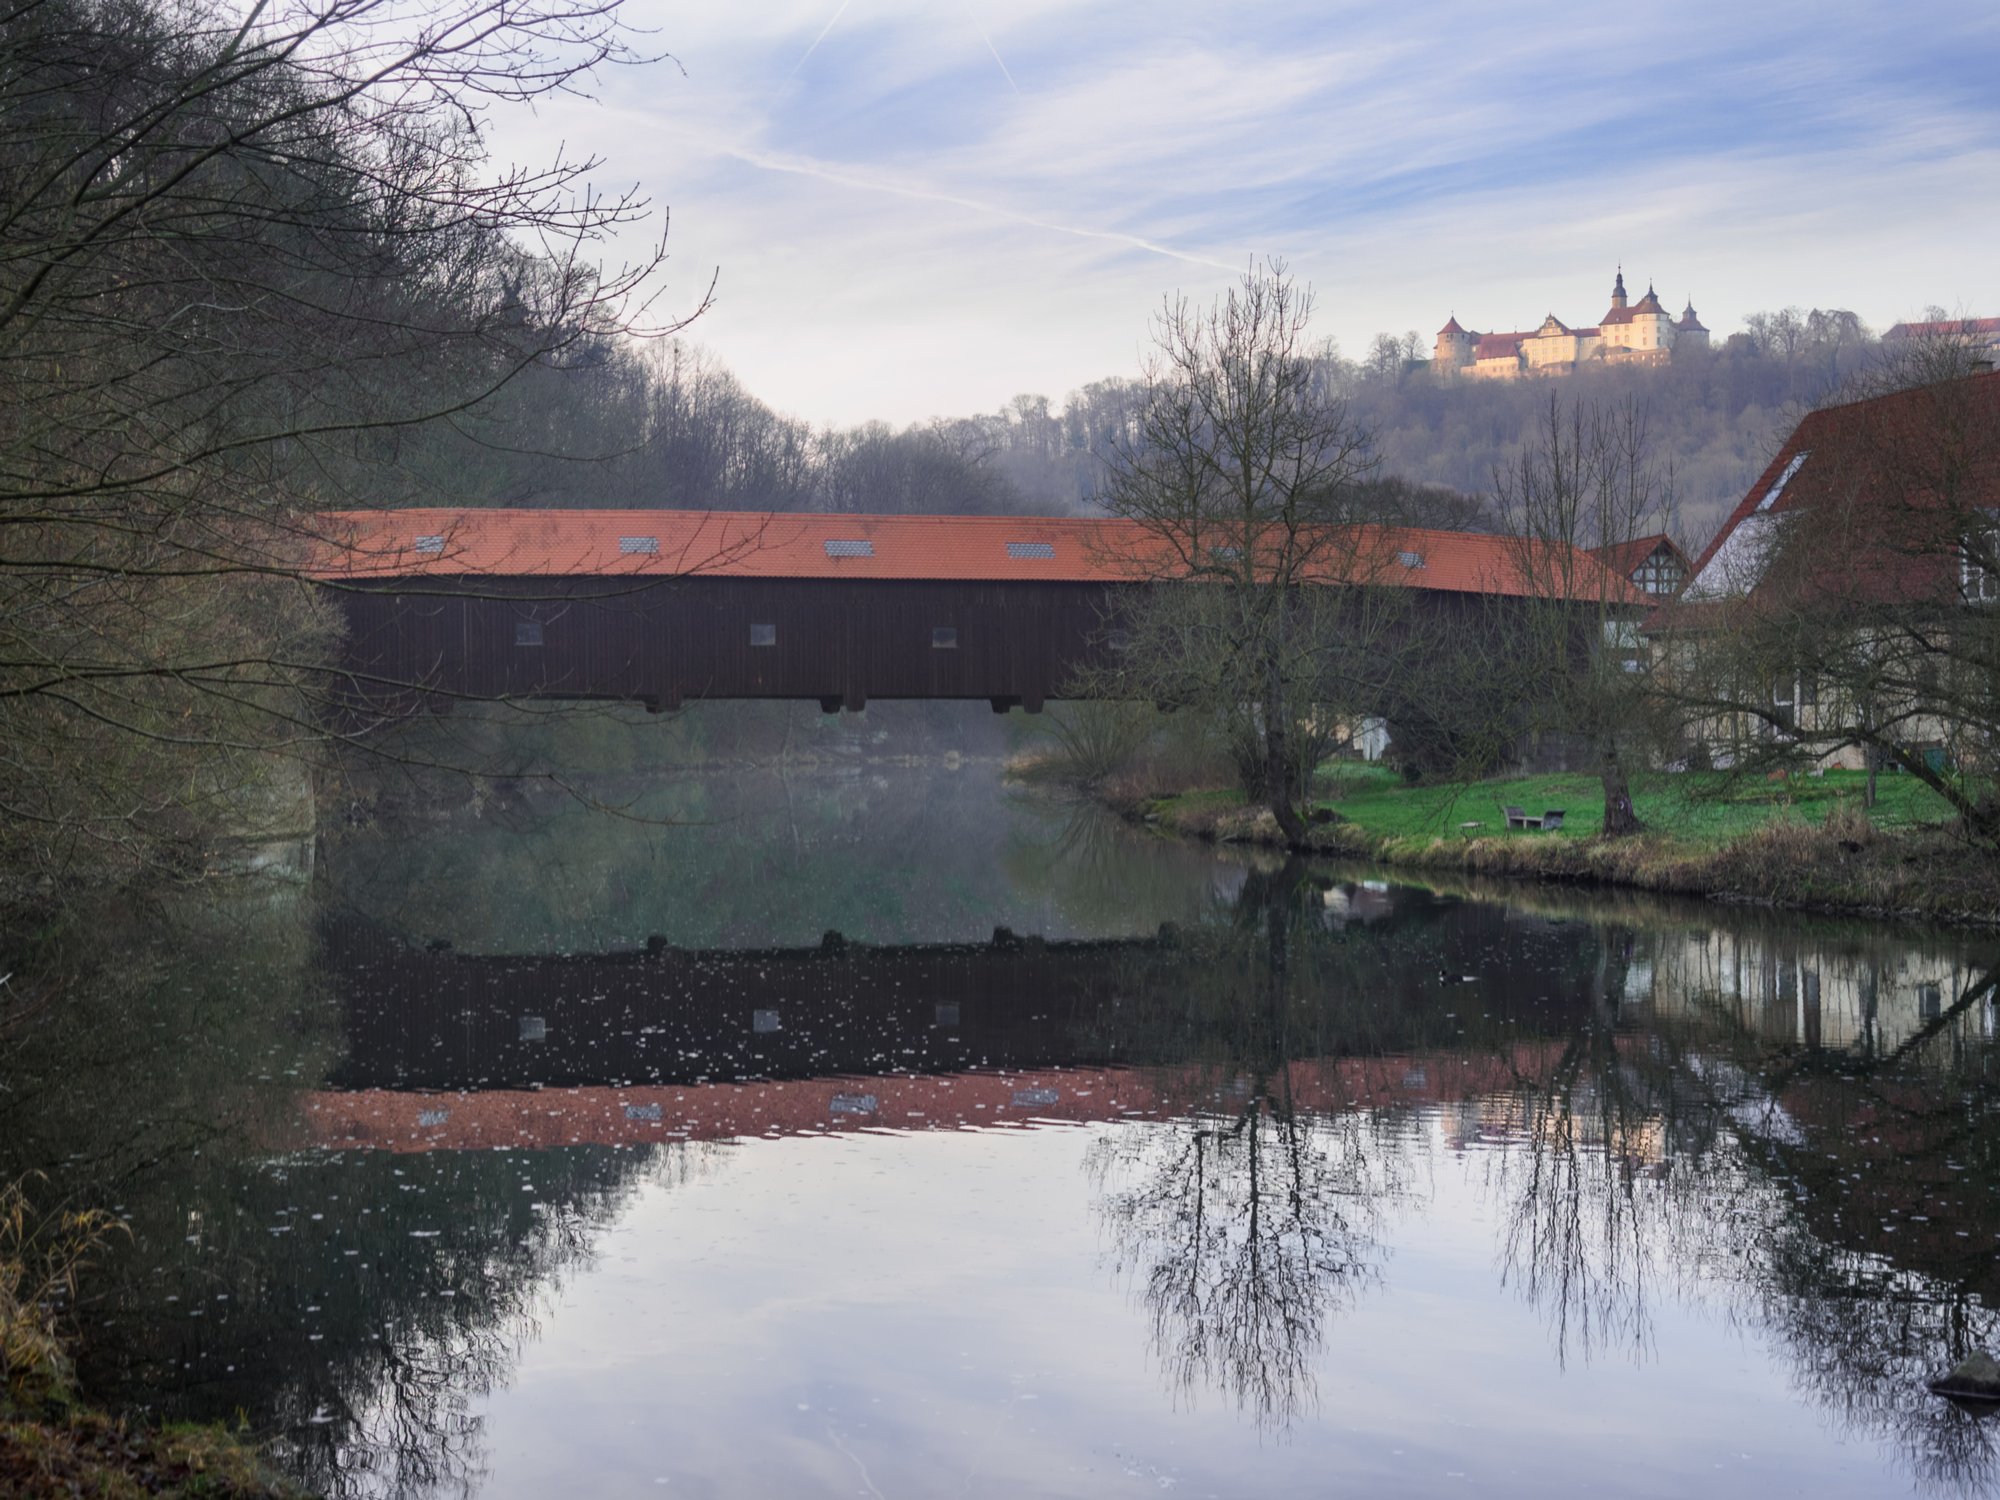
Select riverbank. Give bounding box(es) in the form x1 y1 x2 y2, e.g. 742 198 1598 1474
1102 766 2000 926
0 1406 305 1498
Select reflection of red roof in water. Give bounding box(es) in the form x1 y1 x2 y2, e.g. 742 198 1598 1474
303 1049 1570 1153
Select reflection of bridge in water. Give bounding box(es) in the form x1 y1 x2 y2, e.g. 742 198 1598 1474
312 903 1589 1150
308 1051 1575 1154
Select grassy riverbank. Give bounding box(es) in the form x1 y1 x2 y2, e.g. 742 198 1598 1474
1118 766 2000 925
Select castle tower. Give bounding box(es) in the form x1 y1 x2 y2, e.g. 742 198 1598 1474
1676 300 1710 350
1628 283 1673 355
1608 268 1628 312
1433 315 1476 373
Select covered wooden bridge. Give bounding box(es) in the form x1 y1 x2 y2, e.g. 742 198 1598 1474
312 508 1632 714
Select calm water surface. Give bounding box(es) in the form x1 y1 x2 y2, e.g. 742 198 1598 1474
7 759 2000 1498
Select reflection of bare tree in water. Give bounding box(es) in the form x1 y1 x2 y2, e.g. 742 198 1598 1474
267 1143 723 1500
1090 1083 1394 1428
1490 933 2000 1497
1087 860 1410 1428
1756 1225 2000 1500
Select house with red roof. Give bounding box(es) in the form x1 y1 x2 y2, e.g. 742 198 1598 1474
1884 316 2000 368
1648 370 2000 777
1434 269 1709 379
1593 533 1691 598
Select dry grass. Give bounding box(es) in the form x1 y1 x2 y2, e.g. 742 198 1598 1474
1 1177 120 1404
1 1178 302 1498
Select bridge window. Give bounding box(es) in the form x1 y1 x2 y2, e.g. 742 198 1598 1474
519 1015 547 1043
932 626 958 649
515 620 543 647
935 1003 960 1027
1006 541 1056 560
752 1008 780 1033
413 534 446 555
749 622 777 647
825 538 874 558
618 535 660 555
1399 550 1426 569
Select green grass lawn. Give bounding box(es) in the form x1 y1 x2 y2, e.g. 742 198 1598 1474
1310 764 1962 848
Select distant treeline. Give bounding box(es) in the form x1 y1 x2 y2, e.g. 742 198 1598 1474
445 303 1906 550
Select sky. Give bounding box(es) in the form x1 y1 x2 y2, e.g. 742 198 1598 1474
488 0 2000 430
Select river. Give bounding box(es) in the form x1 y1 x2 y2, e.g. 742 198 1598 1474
5 746 2000 1498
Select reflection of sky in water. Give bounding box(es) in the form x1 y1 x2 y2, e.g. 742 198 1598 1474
460 1123 1890 1500
24 762 2000 1500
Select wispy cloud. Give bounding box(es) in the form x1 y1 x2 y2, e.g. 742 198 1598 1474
495 0 2000 426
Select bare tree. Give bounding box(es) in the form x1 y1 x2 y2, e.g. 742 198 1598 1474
1493 394 1674 834
0 0 692 899
1654 340 2000 844
1091 260 1409 845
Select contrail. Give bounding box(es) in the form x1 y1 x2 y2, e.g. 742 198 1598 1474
961 3 1020 93
790 0 853 78
722 144 1240 272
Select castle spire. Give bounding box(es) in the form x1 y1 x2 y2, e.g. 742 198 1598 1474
1610 267 1628 310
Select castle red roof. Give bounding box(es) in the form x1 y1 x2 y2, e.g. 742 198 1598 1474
308 508 1642 603
1438 316 1470 337
1474 332 1529 360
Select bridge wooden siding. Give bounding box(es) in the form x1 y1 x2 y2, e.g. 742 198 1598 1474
336 573 1123 714
315 507 1639 714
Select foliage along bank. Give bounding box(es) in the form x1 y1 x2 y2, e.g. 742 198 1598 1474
1111 772 2000 928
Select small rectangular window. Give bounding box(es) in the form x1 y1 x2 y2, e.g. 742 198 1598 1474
1006 541 1056 560
417 1108 450 1128
515 620 543 647
829 1093 878 1116
825 538 874 558
413 534 446 555
1209 545 1242 563
618 535 660 555
931 626 958 649
749 623 777 647
624 1103 663 1123
519 1015 547 1043
752 1008 780 1033
934 1002 961 1027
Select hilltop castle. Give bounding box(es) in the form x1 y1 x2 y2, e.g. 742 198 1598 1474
1433 270 1708 379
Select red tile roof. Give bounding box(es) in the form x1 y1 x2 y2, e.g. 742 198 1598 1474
1886 317 2000 340
1655 370 2000 623
1593 533 1688 579
1438 316 1471 337
1474 333 1529 360
309 508 1643 602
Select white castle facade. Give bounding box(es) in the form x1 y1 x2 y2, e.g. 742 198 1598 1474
1433 270 1709 379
